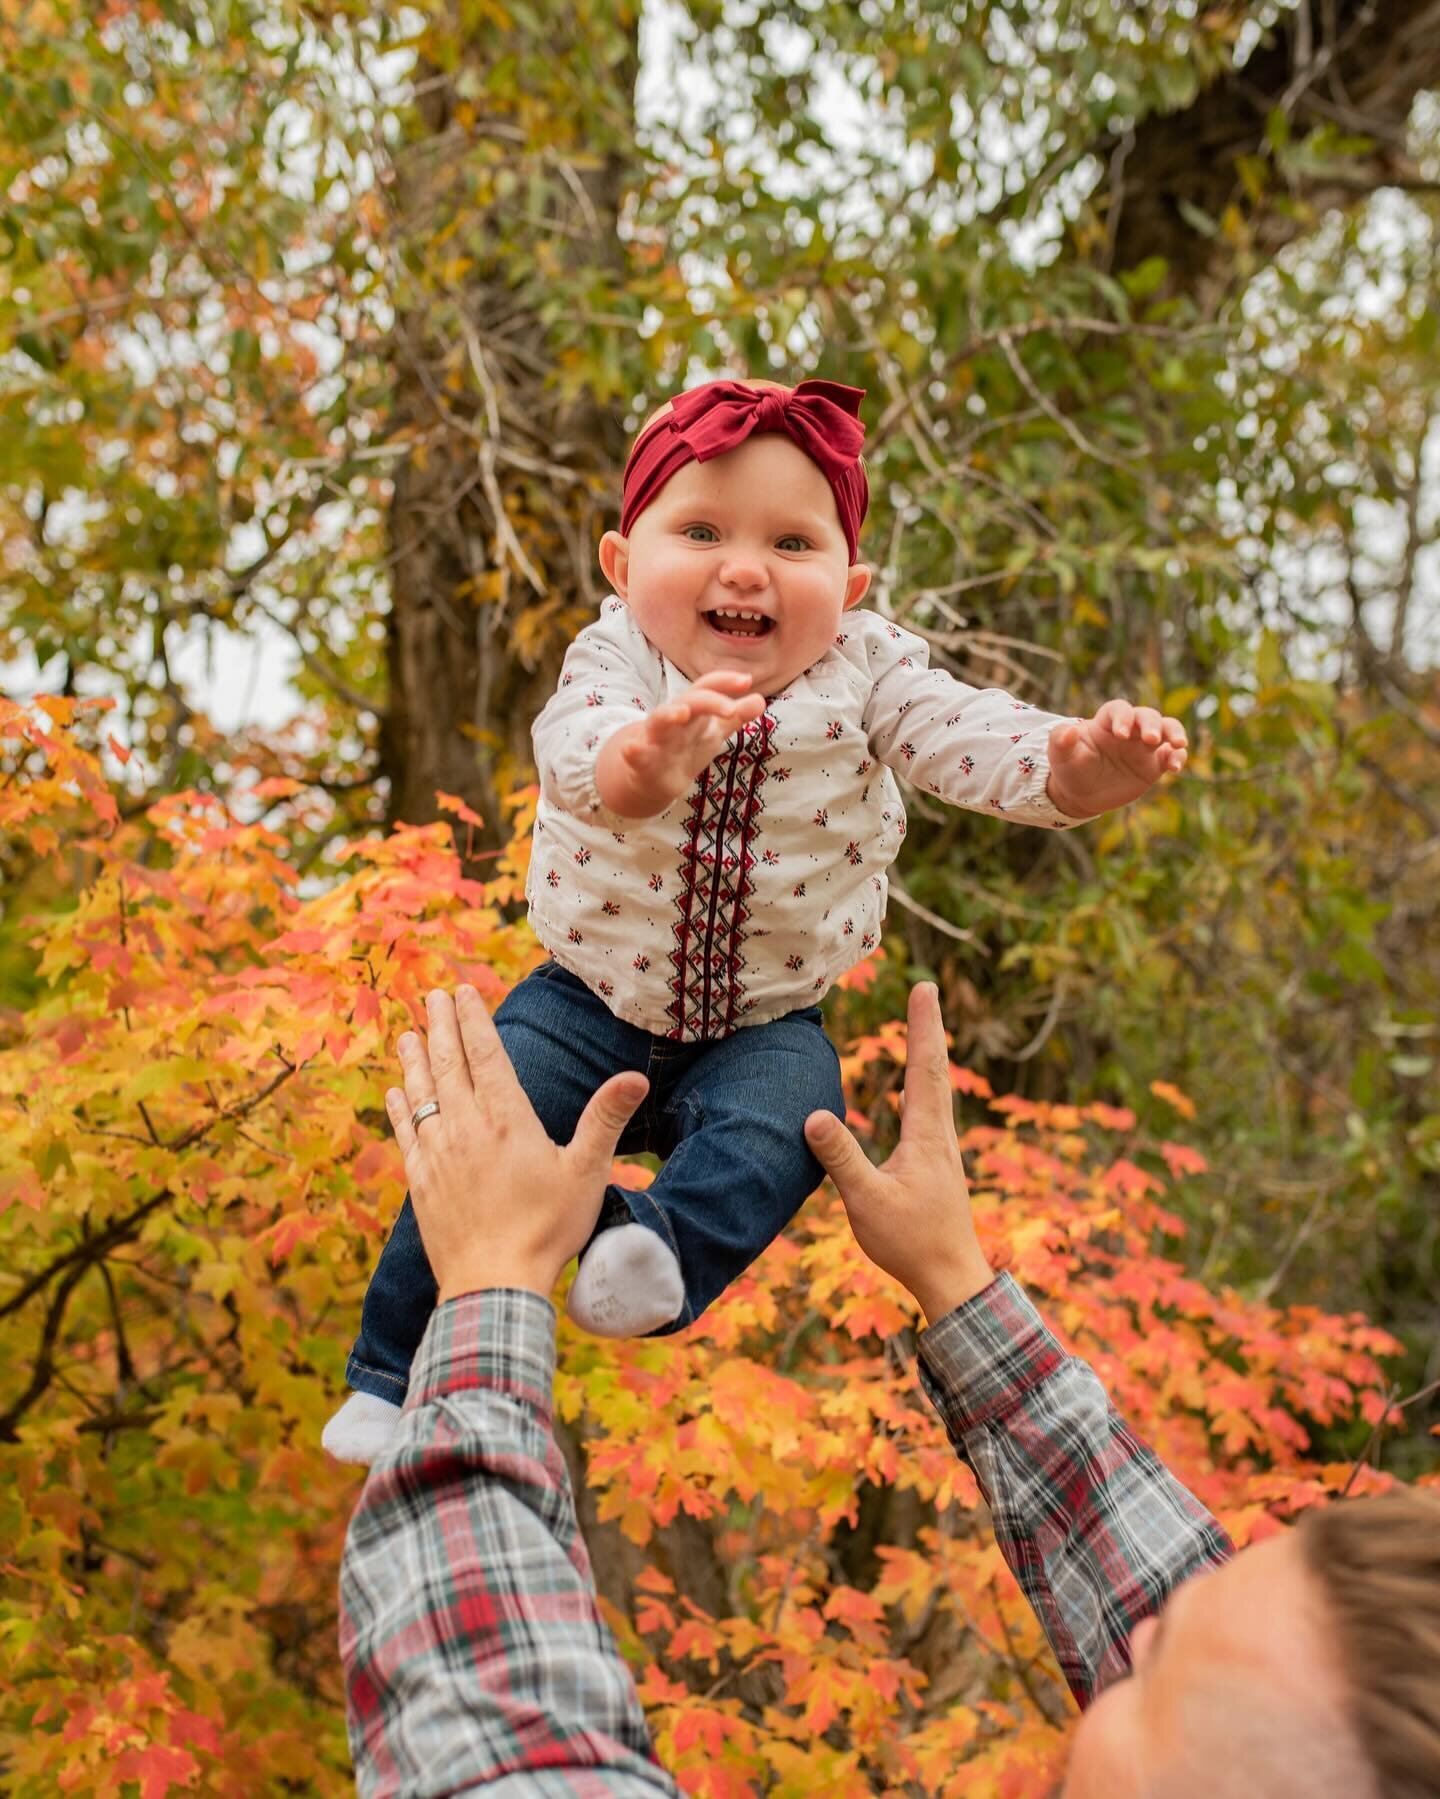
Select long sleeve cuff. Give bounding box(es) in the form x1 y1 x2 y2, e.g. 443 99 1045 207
544 738 637 832
404 1288 560 1420
915 1272 1066 1440
1019 728 1093 829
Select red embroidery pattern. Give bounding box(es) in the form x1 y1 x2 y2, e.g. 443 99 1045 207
665 711 776 1041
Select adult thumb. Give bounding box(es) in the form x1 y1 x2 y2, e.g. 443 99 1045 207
570 1072 649 1176
804 1110 874 1201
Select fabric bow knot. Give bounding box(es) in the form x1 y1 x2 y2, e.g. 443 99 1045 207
620 378 869 561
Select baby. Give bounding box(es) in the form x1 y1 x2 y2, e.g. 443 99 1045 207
323 377 1188 1463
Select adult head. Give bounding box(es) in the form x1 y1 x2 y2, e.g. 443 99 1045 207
599 377 873 695
804 983 1440 1798
1066 1488 1440 1796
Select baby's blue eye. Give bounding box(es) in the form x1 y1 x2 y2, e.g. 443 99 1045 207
777 535 811 553
682 524 718 542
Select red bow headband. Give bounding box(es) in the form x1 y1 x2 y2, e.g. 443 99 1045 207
620 379 870 561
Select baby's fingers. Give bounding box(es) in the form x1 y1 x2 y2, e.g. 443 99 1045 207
689 669 755 695
673 689 766 729
1094 698 1135 740
678 690 747 723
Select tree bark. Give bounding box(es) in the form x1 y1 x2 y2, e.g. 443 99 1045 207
1105 0 1440 299
379 12 639 845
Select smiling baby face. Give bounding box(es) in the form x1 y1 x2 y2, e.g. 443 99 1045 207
600 385 871 696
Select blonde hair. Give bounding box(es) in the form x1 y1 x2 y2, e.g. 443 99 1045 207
1299 1488 1440 1798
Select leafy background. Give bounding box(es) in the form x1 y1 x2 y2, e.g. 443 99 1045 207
1 1 1437 1792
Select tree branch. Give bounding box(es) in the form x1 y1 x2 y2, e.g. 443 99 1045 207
1102 0 1440 301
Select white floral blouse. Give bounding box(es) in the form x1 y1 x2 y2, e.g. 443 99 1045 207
527 599 1084 1042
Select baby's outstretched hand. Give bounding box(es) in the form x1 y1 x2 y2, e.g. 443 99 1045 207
597 671 765 817
1045 699 1188 819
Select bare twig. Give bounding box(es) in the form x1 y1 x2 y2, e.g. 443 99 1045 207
997 329 1141 476
1340 1373 1440 1496
887 880 986 951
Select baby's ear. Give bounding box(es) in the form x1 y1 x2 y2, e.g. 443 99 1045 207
599 530 630 599
843 563 872 610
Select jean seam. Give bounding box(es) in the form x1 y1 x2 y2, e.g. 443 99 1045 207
613 1181 683 1266
346 1355 409 1397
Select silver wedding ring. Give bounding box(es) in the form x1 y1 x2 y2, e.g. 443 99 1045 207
411 1100 441 1131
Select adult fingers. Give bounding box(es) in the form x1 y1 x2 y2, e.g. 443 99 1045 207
425 988 475 1108
901 983 955 1135
397 1028 438 1123
804 1110 879 1207
384 1086 419 1163
455 983 521 1113
567 1071 650 1181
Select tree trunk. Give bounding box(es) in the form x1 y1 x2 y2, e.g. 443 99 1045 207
1105 0 1440 300
379 10 640 846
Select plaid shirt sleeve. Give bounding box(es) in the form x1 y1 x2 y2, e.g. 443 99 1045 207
916 1273 1235 1708
339 1289 681 1798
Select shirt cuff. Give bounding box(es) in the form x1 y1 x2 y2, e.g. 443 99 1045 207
1021 726 1093 828
549 743 637 834
915 1271 1068 1439
404 1288 559 1423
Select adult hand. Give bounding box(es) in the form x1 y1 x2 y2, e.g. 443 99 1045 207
595 670 765 817
386 986 649 1304
803 983 995 1327
1046 698 1188 819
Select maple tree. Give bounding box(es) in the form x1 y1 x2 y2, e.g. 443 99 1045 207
3 0 1435 1339
2 2 1437 1790
2 699 1434 1795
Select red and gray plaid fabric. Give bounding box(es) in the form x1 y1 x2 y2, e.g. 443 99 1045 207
915 1273 1235 1706
340 1277 1234 1794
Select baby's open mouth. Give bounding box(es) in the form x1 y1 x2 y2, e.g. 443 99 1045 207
704 607 774 639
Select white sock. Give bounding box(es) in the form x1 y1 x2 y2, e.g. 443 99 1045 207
566 1222 685 1339
322 1390 403 1465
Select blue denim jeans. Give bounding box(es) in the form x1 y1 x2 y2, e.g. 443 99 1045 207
346 961 845 1402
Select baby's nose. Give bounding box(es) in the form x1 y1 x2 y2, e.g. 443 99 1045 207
718 555 770 590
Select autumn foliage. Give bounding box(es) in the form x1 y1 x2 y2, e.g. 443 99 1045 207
0 696 1432 1796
